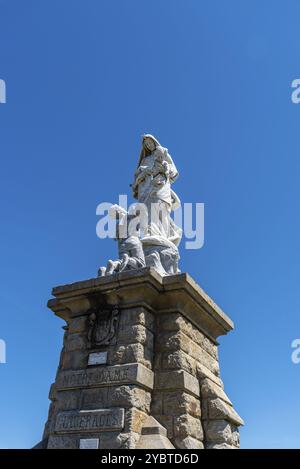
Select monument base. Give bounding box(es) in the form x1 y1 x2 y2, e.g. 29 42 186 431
40 267 243 449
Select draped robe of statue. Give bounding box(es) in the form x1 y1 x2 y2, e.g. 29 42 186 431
132 134 182 249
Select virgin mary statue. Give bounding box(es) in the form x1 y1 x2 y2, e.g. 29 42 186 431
132 134 182 247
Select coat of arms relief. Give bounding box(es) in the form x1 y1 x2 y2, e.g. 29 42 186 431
87 306 119 349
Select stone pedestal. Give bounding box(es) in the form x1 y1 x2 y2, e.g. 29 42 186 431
41 267 243 449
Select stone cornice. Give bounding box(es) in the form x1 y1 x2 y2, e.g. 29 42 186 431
48 268 233 340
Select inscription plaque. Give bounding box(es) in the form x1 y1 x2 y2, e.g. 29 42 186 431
88 351 107 366
56 363 153 391
55 408 124 433
79 438 99 449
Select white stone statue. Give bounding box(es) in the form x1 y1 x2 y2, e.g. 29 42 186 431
98 134 181 277
132 134 182 247
98 205 146 277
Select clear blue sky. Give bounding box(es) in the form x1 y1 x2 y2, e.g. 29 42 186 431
0 0 299 449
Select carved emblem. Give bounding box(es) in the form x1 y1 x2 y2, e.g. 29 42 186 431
87 306 119 348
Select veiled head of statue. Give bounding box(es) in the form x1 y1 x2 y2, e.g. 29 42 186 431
142 134 161 153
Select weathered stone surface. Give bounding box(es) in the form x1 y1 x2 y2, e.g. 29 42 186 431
155 370 199 397
206 442 237 449
43 405 56 438
140 416 167 436
64 333 86 352
110 386 151 413
231 425 240 447
61 350 88 370
124 408 148 434
173 414 203 440
118 432 141 449
56 390 81 411
153 415 173 439
201 378 232 405
92 431 140 449
188 341 219 375
174 436 204 449
47 435 78 449
150 392 163 415
161 350 197 376
197 363 224 387
56 363 154 391
204 419 232 443
48 383 57 401
109 343 152 369
136 417 174 449
208 398 244 426
157 331 219 375
68 316 87 334
153 351 162 371
201 399 209 419
163 392 201 418
81 387 109 409
117 324 154 348
158 313 218 360
55 408 125 433
118 308 155 332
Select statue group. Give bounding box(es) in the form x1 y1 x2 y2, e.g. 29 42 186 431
99 134 182 277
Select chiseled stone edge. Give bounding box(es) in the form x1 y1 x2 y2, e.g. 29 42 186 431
51 267 162 296
155 370 200 398
136 416 175 449
162 273 234 331
55 363 154 391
